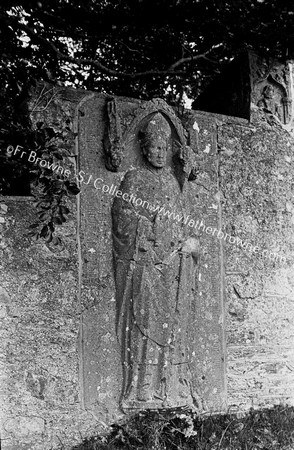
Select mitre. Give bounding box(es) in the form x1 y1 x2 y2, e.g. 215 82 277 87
143 112 171 140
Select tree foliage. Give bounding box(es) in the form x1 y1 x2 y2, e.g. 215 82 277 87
1 0 294 101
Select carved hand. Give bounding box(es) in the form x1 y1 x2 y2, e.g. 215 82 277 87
181 237 200 257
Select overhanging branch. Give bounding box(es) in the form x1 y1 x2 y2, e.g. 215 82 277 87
168 52 217 70
1 12 218 80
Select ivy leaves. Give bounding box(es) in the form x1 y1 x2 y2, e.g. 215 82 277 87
27 121 79 243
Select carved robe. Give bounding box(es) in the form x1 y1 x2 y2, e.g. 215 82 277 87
112 165 199 409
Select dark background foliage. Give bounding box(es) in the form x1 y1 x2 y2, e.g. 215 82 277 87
0 0 293 235
1 0 294 101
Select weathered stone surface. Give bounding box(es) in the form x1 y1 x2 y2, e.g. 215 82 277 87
78 97 226 415
112 112 200 410
77 93 123 424
0 199 101 449
218 106 294 411
0 85 109 449
2 58 294 448
4 416 45 437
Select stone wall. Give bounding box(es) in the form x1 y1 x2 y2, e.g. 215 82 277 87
1 82 294 449
0 197 101 450
218 107 294 411
185 106 294 412
0 86 104 450
192 52 294 412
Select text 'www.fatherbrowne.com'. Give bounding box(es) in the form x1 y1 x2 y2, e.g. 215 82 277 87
78 170 287 265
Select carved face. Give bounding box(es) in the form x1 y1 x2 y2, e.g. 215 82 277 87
144 137 168 168
264 85 274 98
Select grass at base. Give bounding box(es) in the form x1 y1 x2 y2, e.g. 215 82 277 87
71 405 294 450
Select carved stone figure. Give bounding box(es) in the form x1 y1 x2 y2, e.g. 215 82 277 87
257 84 281 120
112 113 200 410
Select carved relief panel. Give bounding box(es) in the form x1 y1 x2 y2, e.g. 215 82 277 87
251 54 292 125
78 95 226 418
109 107 200 410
